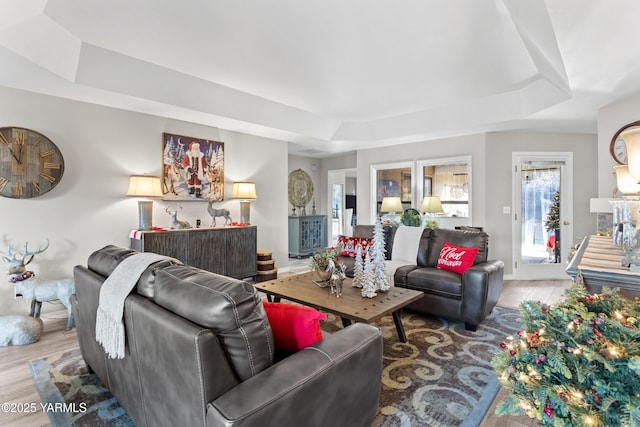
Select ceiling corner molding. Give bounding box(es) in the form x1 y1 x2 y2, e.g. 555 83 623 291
74 44 340 141
0 10 80 82
500 0 571 97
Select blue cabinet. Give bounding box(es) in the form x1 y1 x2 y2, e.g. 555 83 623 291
288 215 326 257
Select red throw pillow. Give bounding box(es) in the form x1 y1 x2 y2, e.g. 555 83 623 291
337 235 373 257
262 302 327 352
436 241 479 275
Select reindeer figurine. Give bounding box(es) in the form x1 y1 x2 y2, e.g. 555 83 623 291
1 240 76 330
207 200 232 227
165 205 191 229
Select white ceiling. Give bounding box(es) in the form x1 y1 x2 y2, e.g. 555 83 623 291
0 0 638 157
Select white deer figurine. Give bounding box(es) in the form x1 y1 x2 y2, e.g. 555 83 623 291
165 205 191 229
2 239 49 276
0 315 43 346
12 274 75 330
2 240 76 330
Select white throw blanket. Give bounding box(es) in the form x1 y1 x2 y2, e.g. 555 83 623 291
95 252 172 359
392 226 425 262
384 226 426 283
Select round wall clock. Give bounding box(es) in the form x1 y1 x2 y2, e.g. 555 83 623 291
610 121 640 165
0 127 65 199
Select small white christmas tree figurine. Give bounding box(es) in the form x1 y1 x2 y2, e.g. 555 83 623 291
352 244 365 288
361 252 377 298
371 218 390 292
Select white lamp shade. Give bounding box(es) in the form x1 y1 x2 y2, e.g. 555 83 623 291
126 175 163 197
420 196 444 214
614 165 640 195
231 181 257 200
622 127 640 180
380 196 403 213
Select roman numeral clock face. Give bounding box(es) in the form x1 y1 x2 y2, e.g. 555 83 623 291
0 127 65 199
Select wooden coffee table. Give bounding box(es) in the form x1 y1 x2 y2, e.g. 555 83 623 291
254 272 424 342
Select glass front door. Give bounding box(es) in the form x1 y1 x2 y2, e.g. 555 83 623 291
512 153 573 279
520 164 561 265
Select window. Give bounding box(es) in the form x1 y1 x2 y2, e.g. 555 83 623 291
370 161 414 219
417 156 472 223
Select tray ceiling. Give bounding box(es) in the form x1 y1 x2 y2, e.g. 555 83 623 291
0 0 637 156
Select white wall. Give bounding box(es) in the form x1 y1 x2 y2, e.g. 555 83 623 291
325 131 596 278
485 132 598 276
0 87 288 315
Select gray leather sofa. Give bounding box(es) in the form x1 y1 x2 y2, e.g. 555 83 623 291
72 245 383 427
340 225 504 331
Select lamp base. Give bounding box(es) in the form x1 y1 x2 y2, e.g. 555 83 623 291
239 201 251 225
138 200 153 230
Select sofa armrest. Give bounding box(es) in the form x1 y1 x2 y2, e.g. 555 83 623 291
206 323 382 427
461 260 505 328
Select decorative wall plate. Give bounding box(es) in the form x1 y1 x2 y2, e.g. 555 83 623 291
288 168 314 207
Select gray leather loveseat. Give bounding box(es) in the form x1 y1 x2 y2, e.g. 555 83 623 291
340 225 504 331
72 245 383 427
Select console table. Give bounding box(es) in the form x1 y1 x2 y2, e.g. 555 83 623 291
131 226 257 279
288 215 326 257
566 234 640 298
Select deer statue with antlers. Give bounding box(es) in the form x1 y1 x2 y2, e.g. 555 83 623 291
1 239 75 330
2 239 49 276
165 205 191 229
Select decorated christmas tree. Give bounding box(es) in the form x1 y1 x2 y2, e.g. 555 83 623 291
361 252 377 298
491 283 640 427
371 218 390 292
544 191 560 232
352 244 365 288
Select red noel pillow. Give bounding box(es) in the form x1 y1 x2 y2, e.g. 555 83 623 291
337 235 373 257
436 241 479 275
262 302 327 352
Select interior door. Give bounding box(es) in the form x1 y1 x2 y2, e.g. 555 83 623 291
328 170 346 246
512 153 573 279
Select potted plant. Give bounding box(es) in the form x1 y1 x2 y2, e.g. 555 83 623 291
309 246 340 281
425 219 439 229
400 208 423 227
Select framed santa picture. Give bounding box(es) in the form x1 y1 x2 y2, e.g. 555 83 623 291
162 132 225 201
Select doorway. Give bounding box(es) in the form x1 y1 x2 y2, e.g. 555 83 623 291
512 153 573 279
328 169 356 245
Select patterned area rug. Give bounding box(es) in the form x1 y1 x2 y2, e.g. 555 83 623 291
30 349 134 426
323 306 521 427
30 306 520 427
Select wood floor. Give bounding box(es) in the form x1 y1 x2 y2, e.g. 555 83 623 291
0 279 571 427
0 309 79 427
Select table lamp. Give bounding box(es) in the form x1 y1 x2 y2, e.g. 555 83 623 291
232 181 257 224
126 175 163 230
420 196 444 215
380 196 403 222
